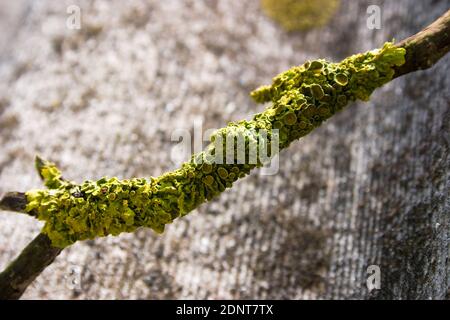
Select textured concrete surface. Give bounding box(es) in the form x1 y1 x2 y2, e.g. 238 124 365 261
0 0 448 299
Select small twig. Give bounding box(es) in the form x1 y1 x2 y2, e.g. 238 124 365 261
0 233 62 299
393 9 450 78
0 192 29 214
0 9 450 300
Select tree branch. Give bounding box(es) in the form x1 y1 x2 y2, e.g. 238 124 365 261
0 233 62 299
393 9 450 78
1 9 449 300
0 192 29 214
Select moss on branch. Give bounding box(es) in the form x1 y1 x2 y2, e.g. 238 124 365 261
23 42 405 248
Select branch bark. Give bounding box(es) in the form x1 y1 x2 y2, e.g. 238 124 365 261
0 233 62 299
0 9 449 300
0 192 29 214
393 9 450 78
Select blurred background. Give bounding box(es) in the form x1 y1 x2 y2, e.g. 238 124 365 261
0 0 448 299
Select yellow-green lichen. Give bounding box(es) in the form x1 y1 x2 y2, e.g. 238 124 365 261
25 42 405 248
261 0 340 32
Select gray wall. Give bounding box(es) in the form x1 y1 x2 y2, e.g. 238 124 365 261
0 0 448 299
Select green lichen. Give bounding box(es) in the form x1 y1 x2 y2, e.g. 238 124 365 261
261 0 340 32
25 42 405 248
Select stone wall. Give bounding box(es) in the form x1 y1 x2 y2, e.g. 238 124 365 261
0 0 448 299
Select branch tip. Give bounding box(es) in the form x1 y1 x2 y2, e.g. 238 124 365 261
34 155 47 180
0 192 29 214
